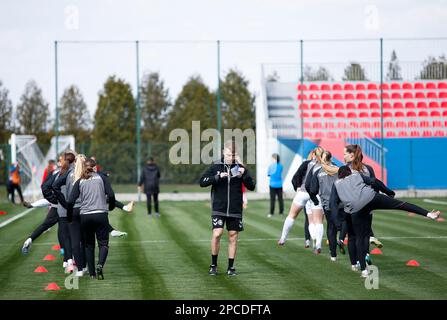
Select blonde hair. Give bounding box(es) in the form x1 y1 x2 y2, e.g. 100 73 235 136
73 154 86 182
307 146 324 162
320 151 339 176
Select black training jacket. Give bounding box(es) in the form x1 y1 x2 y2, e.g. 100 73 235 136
199 159 255 218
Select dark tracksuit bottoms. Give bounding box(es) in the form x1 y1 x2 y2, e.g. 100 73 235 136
29 207 61 243
269 187 284 215
81 213 110 274
58 216 72 262
339 221 348 242
11 183 24 203
304 207 311 241
323 208 338 258
146 193 159 214
68 207 86 269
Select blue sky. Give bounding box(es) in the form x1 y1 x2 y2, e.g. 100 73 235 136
1 0 446 118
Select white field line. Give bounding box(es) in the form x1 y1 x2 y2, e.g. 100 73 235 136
423 199 447 205
0 208 35 229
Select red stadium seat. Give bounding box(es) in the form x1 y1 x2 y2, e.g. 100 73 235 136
304 132 312 138
373 121 381 128
433 120 443 127
383 112 393 118
356 93 366 100
370 102 380 109
403 92 413 99
439 92 447 98
391 83 401 90
427 92 437 99
380 83 389 90
423 131 433 137
344 93 355 100
443 110 447 117
334 103 344 110
336 112 345 118
406 111 417 117
414 82 424 89
346 103 356 109
402 83 412 89
350 132 360 138
344 83 354 90
398 131 408 137
429 101 440 109
438 82 447 89
304 122 311 129
426 82 436 89
431 111 441 117
323 103 333 110
395 111 405 117
298 94 308 100
367 83 378 90
311 103 321 110
383 102 392 109
405 102 415 109
391 92 402 99
356 83 366 90
410 131 421 137
337 122 347 129
368 93 379 99
332 83 342 90
311 112 321 118
371 112 380 117
299 103 309 110
374 131 381 138
302 112 309 118
386 131 396 137
435 130 445 137
420 120 430 127
338 132 348 139
333 93 343 100
323 112 334 118
359 112 369 118
321 84 331 91
415 92 425 99
396 121 406 128
360 122 371 129
358 103 368 109
315 132 323 139
408 121 418 128
442 102 447 108
381 92 390 99
418 111 428 117
309 93 319 100
327 132 337 139
298 84 307 91
417 102 427 109
322 93 331 100
393 102 404 109
347 112 357 118
313 122 322 129
309 84 319 90
325 122 335 130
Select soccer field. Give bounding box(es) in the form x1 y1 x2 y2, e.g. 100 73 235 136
0 198 446 300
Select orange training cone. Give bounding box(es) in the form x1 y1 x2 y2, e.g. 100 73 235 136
52 244 61 250
0 211 7 215
370 248 383 255
44 283 60 291
406 260 420 267
34 266 48 273
343 238 348 245
43 254 56 261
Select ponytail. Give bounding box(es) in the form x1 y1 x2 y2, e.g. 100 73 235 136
74 154 86 182
345 144 364 172
321 151 339 176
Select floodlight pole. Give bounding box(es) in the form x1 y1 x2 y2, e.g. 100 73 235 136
217 40 222 142
55 41 59 156
379 38 385 180
136 40 142 202
300 40 304 159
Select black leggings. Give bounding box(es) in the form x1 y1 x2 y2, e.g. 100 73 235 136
10 183 24 203
146 193 159 214
269 187 284 215
81 213 110 276
30 207 60 242
324 208 338 258
58 217 72 262
362 193 429 217
68 208 86 270
304 207 310 241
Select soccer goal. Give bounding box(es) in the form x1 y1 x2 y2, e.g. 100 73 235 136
9 134 75 200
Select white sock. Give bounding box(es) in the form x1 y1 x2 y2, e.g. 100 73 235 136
308 223 316 241
31 198 50 208
315 223 324 249
123 205 129 212
280 217 295 241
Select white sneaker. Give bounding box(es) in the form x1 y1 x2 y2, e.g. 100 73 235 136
63 261 68 268
75 270 84 277
123 201 134 212
155 212 160 218
305 239 310 248
267 214 273 218
82 267 88 273
330 257 337 262
21 238 32 254
361 269 370 278
352 264 360 272
370 236 383 248
427 210 441 220
111 230 128 238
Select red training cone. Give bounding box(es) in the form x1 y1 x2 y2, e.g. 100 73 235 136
43 254 56 261
52 244 61 250
44 283 60 291
406 260 420 267
34 266 48 273
343 238 348 245
0 211 7 215
370 248 383 255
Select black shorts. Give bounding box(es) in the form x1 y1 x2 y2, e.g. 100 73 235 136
211 215 244 232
